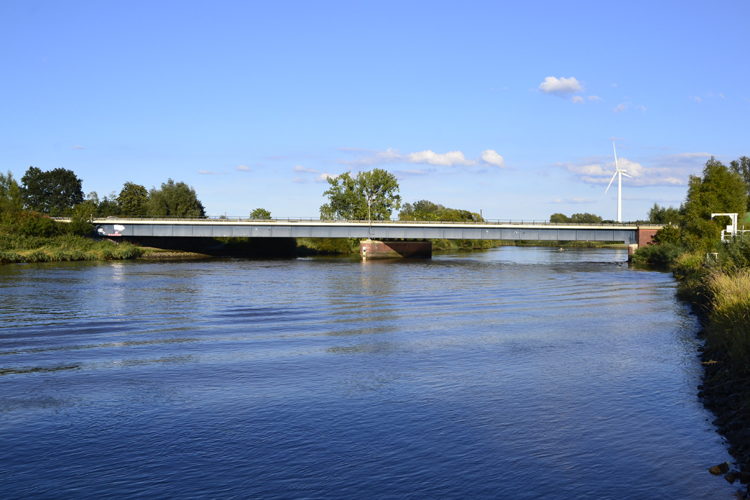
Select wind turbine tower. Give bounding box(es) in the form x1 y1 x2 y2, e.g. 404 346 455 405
605 142 632 222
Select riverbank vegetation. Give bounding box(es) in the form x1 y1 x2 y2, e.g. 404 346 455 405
629 156 750 489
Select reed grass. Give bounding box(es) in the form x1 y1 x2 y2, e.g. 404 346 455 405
0 234 144 265
705 269 750 373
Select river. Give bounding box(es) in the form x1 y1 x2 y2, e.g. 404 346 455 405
0 247 735 499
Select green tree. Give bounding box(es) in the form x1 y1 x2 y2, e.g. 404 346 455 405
647 203 681 224
729 156 750 211
569 213 603 223
117 182 148 216
0 170 23 215
146 179 206 218
549 213 570 223
681 157 748 251
250 208 272 219
320 169 401 220
400 200 482 222
20 166 84 214
549 212 602 223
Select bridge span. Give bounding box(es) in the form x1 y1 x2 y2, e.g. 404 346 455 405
93 218 661 246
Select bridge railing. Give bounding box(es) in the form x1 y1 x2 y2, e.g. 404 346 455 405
72 215 657 227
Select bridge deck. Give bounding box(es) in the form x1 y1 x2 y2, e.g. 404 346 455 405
90 218 661 244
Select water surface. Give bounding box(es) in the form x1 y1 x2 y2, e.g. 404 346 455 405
0 247 734 499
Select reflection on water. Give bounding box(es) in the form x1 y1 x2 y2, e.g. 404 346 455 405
0 247 734 499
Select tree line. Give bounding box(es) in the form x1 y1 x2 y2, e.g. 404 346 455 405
0 166 209 236
635 156 749 264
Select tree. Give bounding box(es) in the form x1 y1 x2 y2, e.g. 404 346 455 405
729 156 750 211
400 200 482 222
117 182 148 216
320 169 401 220
549 213 570 223
569 213 603 224
549 212 602 223
647 203 681 224
21 166 84 214
146 179 206 217
0 170 23 215
250 208 272 220
681 157 748 251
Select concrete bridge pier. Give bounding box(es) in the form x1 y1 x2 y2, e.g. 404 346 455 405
360 240 432 260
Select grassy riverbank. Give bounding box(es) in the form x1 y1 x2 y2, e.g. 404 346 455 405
634 241 750 491
0 234 144 264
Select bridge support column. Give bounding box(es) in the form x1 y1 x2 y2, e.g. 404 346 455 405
360 239 432 260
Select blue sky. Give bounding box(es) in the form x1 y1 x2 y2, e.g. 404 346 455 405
2 1 749 220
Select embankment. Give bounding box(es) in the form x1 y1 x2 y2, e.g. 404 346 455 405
0 234 144 264
665 252 750 495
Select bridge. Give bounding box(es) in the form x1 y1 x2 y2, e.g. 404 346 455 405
92 217 661 247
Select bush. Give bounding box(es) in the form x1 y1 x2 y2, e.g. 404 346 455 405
14 212 60 237
631 242 685 266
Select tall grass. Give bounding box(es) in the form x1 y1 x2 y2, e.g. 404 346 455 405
705 270 750 373
0 234 143 264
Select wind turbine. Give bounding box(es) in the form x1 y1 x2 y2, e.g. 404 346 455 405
605 141 632 222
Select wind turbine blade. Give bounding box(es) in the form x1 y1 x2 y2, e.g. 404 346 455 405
621 172 633 179
605 172 617 193
613 141 619 172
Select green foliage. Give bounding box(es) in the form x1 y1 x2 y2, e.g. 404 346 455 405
548 212 603 223
250 208 272 220
95 192 121 217
146 179 206 217
729 156 750 211
0 232 143 264
295 237 361 255
631 242 685 267
20 166 84 215
10 211 61 237
681 157 748 252
399 200 482 222
652 224 682 245
549 213 569 223
0 171 23 215
117 182 148 216
320 169 401 220
647 203 681 224
67 204 95 236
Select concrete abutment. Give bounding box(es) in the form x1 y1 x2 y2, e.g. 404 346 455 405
360 240 432 260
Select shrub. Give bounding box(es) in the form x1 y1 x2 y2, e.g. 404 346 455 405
631 242 685 266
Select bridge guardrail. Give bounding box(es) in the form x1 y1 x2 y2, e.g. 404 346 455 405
65 216 660 228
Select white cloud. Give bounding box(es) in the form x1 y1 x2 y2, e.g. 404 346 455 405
611 83 618 87
588 95 602 102
198 170 218 175
406 150 476 167
614 103 628 113
338 147 402 166
72 145 85 150
559 151 713 187
481 150 506 168
236 165 250 171
638 105 646 113
571 96 584 104
690 96 702 103
293 165 318 173
315 173 338 183
292 177 308 184
720 93 725 99
339 148 491 168
538 76 583 96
